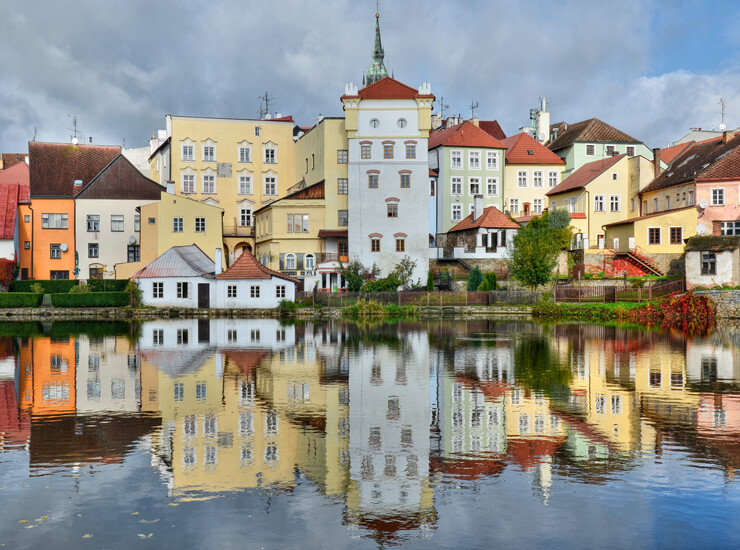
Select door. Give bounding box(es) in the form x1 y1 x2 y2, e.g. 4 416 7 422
198 283 210 308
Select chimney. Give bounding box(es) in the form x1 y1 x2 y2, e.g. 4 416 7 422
473 194 484 221
652 148 662 178
214 248 223 276
166 181 175 194
723 130 734 143
471 117 480 127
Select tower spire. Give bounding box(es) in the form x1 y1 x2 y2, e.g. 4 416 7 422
365 9 388 87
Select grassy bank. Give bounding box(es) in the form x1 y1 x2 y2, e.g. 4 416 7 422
532 300 648 321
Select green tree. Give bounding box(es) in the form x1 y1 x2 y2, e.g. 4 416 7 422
467 266 484 291
426 271 434 291
340 259 369 292
508 212 570 289
389 256 417 287
477 272 498 291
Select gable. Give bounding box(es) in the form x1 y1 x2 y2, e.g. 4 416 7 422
75 155 164 200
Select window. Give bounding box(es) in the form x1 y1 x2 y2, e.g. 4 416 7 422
202 174 215 194
177 282 189 298
397 118 407 128
173 217 183 232
227 285 237 298
127 245 140 262
134 215 140 232
285 253 295 270
203 145 215 162
509 198 520 214
648 227 661 245
182 173 195 194
148 217 156 225
239 175 252 195
469 177 480 195
395 238 405 252
383 144 394 159
610 195 621 212
548 171 559 188
666 196 671 210
361 144 372 159
337 178 348 195
305 254 315 270
50 244 61 259
87 215 100 232
338 241 348 257
654 198 659 212
451 177 462 195
405 144 416 159
174 383 184 401
586 144 595 155
670 226 683 244
239 146 251 163
182 144 194 161
387 203 398 217
111 215 124 232
517 170 528 188
254 126 261 136
176 329 189 345
712 188 725 206
276 285 286 298
533 171 543 188
50 270 69 280
430 179 435 196
24 241 29 249
689 191 694 205
486 177 498 196
263 146 276 164
606 145 616 156
287 214 309 233
701 252 717 275
239 207 252 227
368 174 379 188
152 282 164 298
400 173 410 188
452 204 462 221
486 151 499 170
626 146 635 156
195 217 206 232
338 210 348 226
371 238 380 252
153 329 164 346
337 149 348 164
468 150 480 169
720 221 740 235
533 198 543 214
264 176 277 195
451 150 462 169
41 213 68 229
88 243 99 258
250 285 260 298
369 118 380 128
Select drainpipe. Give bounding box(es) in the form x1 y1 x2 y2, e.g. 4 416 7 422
584 188 590 249
27 203 34 280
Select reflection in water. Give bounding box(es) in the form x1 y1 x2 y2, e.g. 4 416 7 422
1 319 740 546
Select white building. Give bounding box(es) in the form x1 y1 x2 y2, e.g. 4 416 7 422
341 77 434 283
215 248 297 308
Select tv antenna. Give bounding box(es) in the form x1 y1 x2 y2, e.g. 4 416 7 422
438 96 450 119
719 97 726 130
258 92 276 119
67 114 85 144
32 127 37 142
469 99 479 119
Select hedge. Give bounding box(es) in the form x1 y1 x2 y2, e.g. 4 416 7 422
50 292 130 308
86 279 130 292
10 280 78 293
0 293 43 308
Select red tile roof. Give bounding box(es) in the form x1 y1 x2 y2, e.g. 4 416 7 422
29 142 120 197
317 229 348 238
448 205 519 233
661 141 695 165
1 153 26 169
342 77 433 100
547 118 640 152
0 161 29 186
546 154 625 196
217 249 298 283
603 205 695 227
500 132 565 165
478 120 506 140
0 184 24 239
429 168 438 177
428 121 506 150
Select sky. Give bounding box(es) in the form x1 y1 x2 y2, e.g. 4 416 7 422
1 0 740 154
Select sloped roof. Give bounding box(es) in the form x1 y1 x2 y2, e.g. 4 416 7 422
641 133 740 193
133 245 214 279
602 205 695 227
685 235 740 252
0 184 24 239
448 205 519 233
661 141 696 165
546 154 625 196
75 154 163 200
1 153 26 169
342 77 433 100
253 180 324 215
547 118 640 152
478 120 506 140
428 121 506 150
500 132 565 165
217 249 298 283
29 142 120 197
0 160 29 185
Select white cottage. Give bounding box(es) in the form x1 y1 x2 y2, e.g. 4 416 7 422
685 236 740 289
215 249 297 308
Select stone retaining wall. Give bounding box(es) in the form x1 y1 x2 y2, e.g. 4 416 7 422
694 290 740 319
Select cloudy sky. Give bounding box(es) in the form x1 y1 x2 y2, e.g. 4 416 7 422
1 0 739 153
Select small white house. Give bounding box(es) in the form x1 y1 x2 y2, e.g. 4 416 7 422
215 249 297 308
685 236 740 289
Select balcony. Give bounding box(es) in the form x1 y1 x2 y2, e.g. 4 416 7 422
316 253 349 264
223 224 254 238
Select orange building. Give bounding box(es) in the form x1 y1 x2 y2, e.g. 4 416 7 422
21 142 119 280
17 336 77 417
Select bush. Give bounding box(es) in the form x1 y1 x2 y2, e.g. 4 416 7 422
362 276 401 292
69 282 91 293
278 300 298 316
478 272 498 291
11 280 78 293
125 280 143 307
30 283 44 293
87 279 130 292
467 266 484 291
50 292 130 308
343 299 385 317
0 293 43 307
426 271 434 292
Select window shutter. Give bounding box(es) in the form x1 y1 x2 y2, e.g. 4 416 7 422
279 253 285 270
296 253 304 270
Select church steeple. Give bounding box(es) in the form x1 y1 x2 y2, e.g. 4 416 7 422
365 11 388 87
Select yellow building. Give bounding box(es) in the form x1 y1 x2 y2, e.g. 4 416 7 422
604 206 697 254
115 191 224 279
149 114 297 263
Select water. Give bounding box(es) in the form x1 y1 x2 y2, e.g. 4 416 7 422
1 318 739 549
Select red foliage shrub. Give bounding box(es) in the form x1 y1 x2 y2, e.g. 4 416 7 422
0 257 15 291
628 290 715 336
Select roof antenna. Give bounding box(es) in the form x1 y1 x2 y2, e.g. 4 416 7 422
469 99 479 119
719 97 726 131
438 96 450 119
67 114 85 145
258 92 275 120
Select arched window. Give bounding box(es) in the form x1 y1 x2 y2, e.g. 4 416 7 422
305 254 315 270
285 253 296 270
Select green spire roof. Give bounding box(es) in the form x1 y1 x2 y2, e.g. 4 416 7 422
365 12 388 87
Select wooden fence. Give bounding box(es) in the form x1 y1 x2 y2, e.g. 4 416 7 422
296 290 543 307
553 279 685 303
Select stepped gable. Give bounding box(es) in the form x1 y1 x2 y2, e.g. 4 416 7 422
343 76 433 100
547 154 625 196
428 120 506 150
29 142 120 197
448 206 519 233
217 248 298 283
641 133 740 193
547 118 640 152
500 132 565 164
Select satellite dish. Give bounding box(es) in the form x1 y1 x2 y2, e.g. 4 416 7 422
537 132 546 142
696 224 706 235
720 123 727 131
128 236 136 244
699 199 708 209
60 243 68 252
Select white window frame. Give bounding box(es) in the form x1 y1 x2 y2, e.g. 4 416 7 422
276 285 286 298
304 254 315 270
250 285 261 298
486 177 498 197
486 150 499 170
227 285 237 298
711 188 725 206
533 198 543 214
238 145 252 163
451 150 463 170
239 207 252 227
548 170 559 188
202 144 216 162
594 195 605 212
264 146 277 164
517 170 528 188
468 150 481 170
238 174 252 195
451 177 462 196
194 217 206 233
610 195 621 212
152 282 164 299
533 170 544 188
182 173 195 194
173 217 184 232
181 143 194 162
86 214 100 232
111 215 124 232
585 144 595 156
468 177 481 195
264 175 277 196
451 204 462 221
202 173 216 194
509 198 520 214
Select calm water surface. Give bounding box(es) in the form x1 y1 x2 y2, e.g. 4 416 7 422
1 319 739 549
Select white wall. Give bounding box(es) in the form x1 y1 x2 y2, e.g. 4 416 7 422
214 277 296 308
138 276 215 308
0 239 14 261
686 250 737 288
